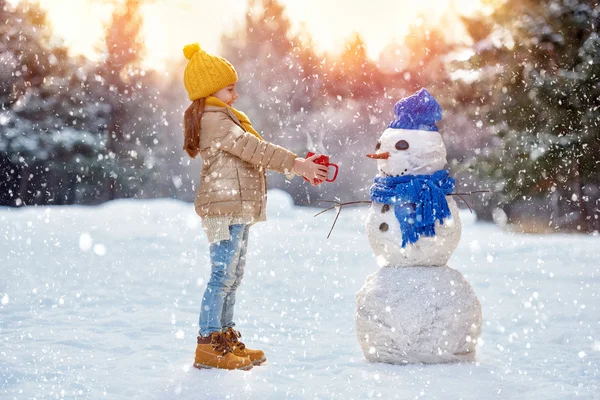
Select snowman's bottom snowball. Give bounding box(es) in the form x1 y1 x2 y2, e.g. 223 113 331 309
356 266 482 365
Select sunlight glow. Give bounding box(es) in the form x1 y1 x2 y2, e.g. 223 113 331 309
279 0 486 60
34 0 487 71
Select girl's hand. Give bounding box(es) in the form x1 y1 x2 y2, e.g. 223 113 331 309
293 154 329 184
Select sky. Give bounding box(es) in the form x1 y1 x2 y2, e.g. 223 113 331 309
26 0 487 71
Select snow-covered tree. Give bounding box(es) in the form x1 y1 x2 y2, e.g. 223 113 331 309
99 0 147 200
0 1 108 206
459 0 600 232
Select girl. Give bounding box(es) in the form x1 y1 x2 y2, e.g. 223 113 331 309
182 43 328 371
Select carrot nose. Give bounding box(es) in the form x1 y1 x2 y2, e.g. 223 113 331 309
366 152 389 159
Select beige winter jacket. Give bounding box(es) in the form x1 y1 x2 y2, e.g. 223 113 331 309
194 106 297 227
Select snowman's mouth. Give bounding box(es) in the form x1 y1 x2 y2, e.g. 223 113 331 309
379 169 407 177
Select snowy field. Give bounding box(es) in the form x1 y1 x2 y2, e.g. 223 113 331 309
1 190 598 400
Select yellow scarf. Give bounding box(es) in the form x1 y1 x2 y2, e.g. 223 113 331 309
206 96 263 141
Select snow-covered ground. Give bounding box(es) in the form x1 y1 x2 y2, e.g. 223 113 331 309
1 190 598 399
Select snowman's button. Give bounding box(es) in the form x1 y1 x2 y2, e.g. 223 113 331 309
381 204 390 213
379 222 389 232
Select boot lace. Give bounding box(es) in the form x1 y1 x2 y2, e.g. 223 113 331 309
227 328 246 350
211 333 232 355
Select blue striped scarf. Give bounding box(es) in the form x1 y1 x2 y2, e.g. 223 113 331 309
370 170 455 247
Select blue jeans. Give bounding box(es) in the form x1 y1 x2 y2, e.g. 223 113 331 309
199 224 250 337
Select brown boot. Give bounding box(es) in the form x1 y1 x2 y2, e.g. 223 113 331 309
223 327 266 366
193 332 253 371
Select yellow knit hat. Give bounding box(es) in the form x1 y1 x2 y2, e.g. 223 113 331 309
182 43 238 101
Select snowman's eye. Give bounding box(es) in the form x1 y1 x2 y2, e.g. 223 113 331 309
375 141 381 151
395 140 409 150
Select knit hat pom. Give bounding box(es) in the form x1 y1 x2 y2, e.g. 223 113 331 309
183 43 201 60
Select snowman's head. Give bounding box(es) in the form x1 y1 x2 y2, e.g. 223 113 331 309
366 88 447 176
366 128 447 176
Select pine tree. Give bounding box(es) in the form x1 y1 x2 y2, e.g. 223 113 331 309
407 25 455 91
100 0 146 200
0 1 107 206
460 0 600 232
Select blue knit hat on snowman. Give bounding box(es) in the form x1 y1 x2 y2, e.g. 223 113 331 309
388 88 442 132
370 88 454 247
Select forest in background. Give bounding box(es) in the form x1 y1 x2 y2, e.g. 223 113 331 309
1 0 598 233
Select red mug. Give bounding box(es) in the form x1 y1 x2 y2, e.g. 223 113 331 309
303 152 339 184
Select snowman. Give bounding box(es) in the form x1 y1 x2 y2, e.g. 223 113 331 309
355 89 482 364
